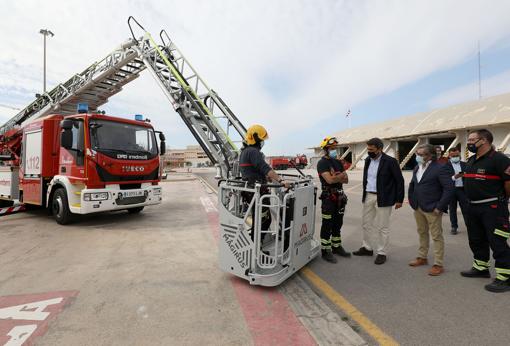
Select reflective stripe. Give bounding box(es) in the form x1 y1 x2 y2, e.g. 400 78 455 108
473 263 488 271
322 245 332 250
496 274 508 281
331 236 342 241
322 214 332 220
470 197 499 204
239 163 254 167
321 239 331 245
463 173 502 180
474 259 490 267
495 267 510 275
494 229 510 238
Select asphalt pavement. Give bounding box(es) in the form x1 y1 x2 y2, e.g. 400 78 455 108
195 167 510 346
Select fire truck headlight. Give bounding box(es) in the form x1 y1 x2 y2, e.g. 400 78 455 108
84 192 109 201
153 188 162 196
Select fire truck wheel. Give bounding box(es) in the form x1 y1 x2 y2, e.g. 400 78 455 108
52 188 73 225
127 206 144 214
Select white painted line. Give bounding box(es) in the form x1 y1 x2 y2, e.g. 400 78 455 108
200 196 217 213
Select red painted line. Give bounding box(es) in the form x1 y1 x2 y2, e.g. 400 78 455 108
0 290 78 346
202 195 315 346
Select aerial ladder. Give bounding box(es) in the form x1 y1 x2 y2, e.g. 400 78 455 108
0 17 320 286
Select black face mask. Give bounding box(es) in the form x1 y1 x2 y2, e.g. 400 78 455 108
367 151 378 159
467 139 481 154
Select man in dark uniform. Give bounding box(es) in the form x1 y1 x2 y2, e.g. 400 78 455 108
461 129 510 293
239 124 289 240
317 136 351 263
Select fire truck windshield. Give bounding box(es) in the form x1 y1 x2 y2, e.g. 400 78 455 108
89 119 158 160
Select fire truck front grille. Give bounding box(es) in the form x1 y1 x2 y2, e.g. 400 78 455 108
96 164 159 182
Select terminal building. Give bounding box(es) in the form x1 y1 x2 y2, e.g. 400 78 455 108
312 92 510 170
162 145 212 168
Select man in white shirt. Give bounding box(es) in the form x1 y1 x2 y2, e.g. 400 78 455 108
354 137 405 265
447 147 468 235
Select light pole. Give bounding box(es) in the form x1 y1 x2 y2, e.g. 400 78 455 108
39 29 54 93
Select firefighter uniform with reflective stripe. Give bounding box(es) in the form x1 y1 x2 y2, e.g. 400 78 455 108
464 149 510 282
239 145 272 236
317 156 347 252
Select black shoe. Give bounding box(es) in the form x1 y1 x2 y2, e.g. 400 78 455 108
450 227 458 235
352 247 374 256
374 254 387 265
460 267 491 278
485 279 510 293
332 245 351 257
321 250 338 263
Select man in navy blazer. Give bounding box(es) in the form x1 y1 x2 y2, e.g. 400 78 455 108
352 137 405 265
446 147 468 235
408 144 454 276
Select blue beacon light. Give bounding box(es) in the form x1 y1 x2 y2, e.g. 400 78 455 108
77 103 89 114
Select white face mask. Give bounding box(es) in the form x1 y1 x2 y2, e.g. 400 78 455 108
450 156 460 163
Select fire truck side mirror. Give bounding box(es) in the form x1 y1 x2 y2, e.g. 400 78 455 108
160 141 166 156
157 132 166 155
61 119 73 130
60 119 74 150
61 129 73 150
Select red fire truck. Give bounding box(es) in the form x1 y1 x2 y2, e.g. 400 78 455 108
293 154 308 169
267 155 308 170
0 105 165 224
267 156 290 170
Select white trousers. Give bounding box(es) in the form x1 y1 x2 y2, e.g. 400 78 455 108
361 193 393 255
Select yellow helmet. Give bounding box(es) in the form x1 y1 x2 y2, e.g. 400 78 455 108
245 124 269 145
320 136 338 150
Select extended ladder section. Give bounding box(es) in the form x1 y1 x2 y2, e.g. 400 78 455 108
129 24 246 178
1 17 246 179
0 41 146 136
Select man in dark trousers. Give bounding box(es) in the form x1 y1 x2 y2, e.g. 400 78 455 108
408 144 454 276
461 129 510 293
317 136 351 263
446 147 468 235
353 137 405 265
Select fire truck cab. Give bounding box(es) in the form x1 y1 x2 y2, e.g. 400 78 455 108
0 105 165 224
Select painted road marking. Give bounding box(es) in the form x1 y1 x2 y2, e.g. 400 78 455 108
197 174 394 345
200 187 315 345
200 196 217 213
0 291 78 346
280 275 366 346
301 267 399 346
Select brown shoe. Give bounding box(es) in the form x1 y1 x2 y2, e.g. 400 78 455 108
409 257 428 267
428 265 444 276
